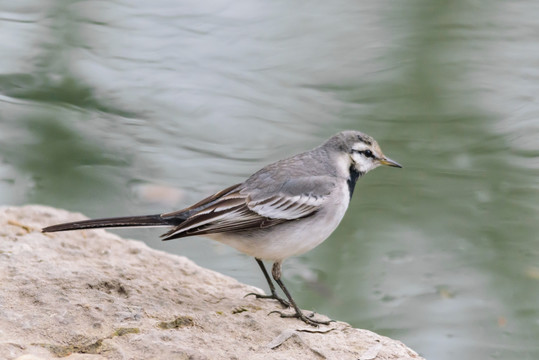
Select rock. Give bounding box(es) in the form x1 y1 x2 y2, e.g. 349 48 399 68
0 206 424 360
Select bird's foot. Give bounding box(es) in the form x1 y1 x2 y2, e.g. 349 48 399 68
269 309 334 327
245 292 290 308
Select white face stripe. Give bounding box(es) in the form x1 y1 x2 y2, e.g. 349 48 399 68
351 152 378 173
350 141 382 174
351 142 371 152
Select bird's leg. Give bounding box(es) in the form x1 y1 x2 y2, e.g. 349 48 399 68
269 261 333 326
244 258 290 308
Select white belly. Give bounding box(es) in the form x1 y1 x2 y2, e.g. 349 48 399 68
208 183 350 261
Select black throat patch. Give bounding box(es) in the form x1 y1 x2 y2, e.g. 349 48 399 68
347 165 363 200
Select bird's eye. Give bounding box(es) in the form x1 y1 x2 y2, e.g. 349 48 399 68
351 149 375 159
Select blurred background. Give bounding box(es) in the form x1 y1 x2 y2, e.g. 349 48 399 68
1 1 539 359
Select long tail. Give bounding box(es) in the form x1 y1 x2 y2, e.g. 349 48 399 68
42 214 185 233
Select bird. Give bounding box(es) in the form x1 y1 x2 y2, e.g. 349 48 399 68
42 130 402 326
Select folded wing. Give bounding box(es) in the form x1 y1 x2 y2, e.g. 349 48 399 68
160 178 333 240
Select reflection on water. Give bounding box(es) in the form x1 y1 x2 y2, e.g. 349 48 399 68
1 1 539 359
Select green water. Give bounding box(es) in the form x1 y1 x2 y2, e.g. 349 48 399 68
1 1 538 359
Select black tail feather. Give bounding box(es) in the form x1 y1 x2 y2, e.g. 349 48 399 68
42 214 184 233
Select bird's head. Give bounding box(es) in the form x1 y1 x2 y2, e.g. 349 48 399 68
334 130 402 175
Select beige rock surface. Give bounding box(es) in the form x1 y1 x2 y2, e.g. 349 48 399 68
0 206 424 360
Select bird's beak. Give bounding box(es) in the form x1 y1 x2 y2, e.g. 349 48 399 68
379 156 402 168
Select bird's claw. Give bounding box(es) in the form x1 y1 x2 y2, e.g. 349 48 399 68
268 310 334 327
244 292 290 308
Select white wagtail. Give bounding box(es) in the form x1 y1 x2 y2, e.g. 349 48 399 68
43 130 401 326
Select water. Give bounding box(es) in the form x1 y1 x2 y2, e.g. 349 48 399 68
1 1 539 359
